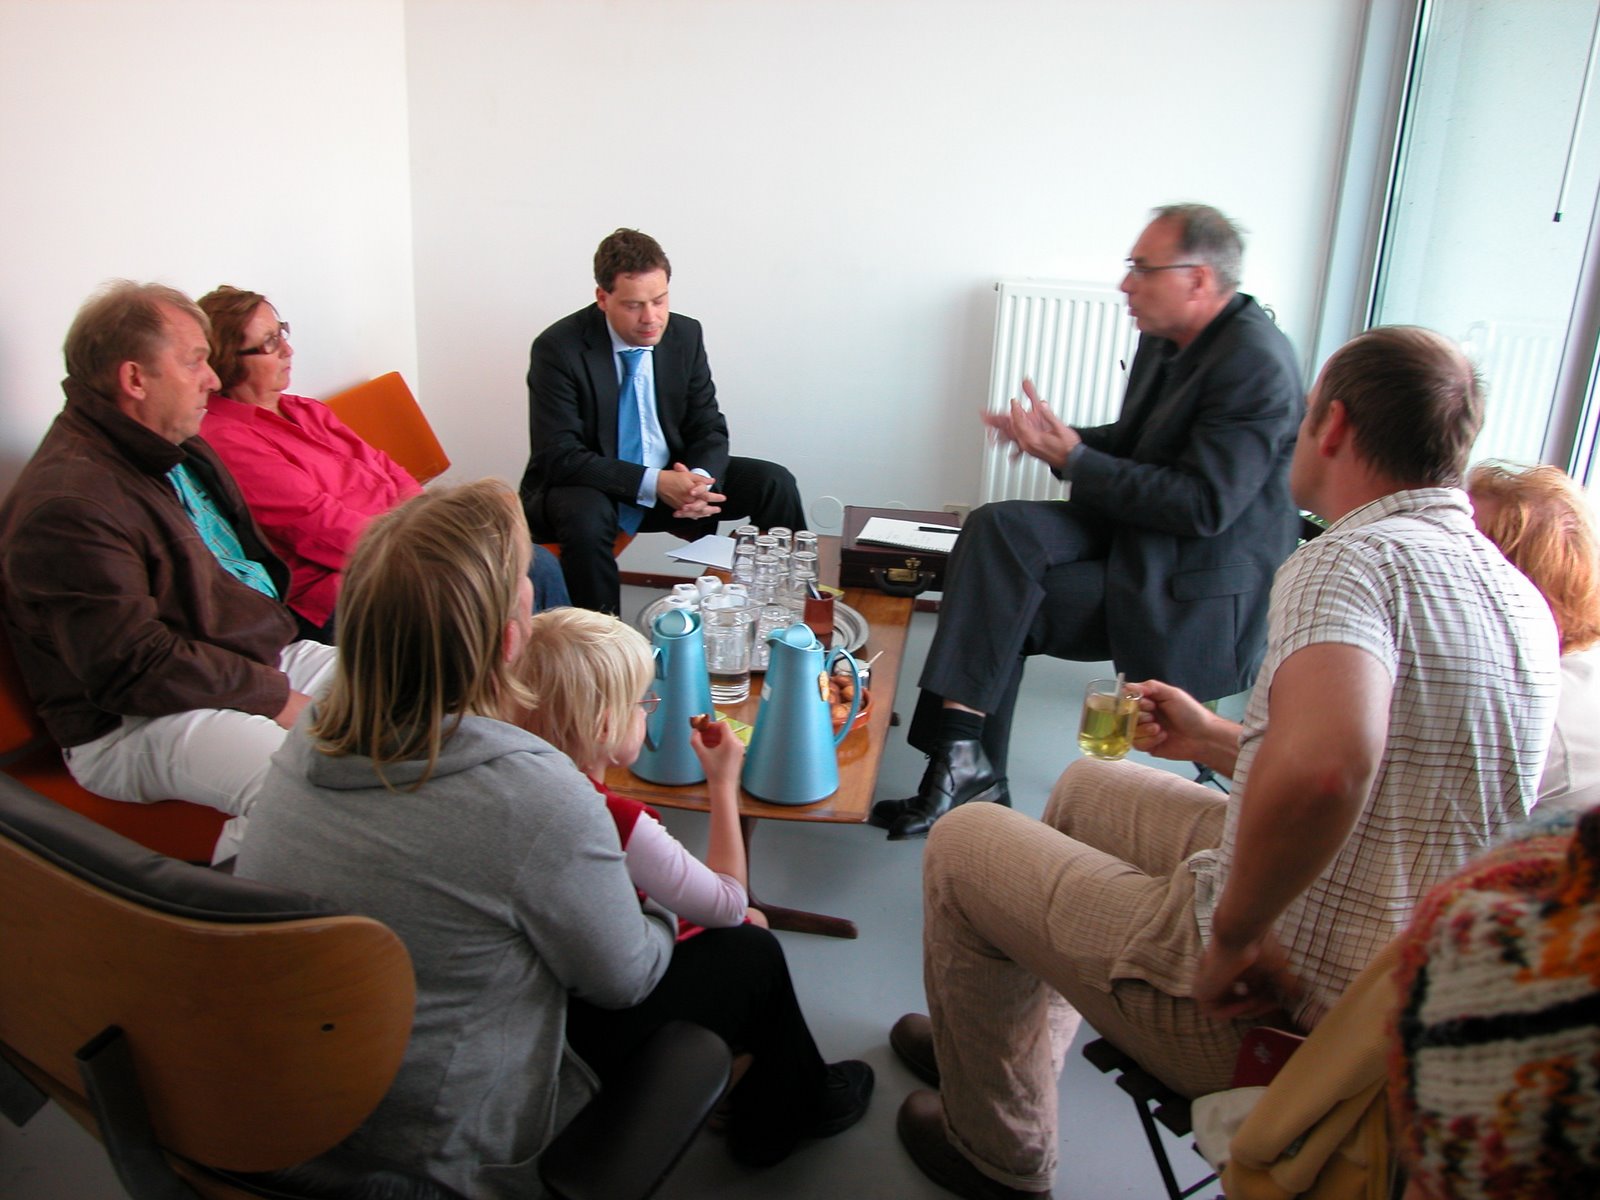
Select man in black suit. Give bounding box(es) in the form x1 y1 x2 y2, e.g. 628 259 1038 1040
519 229 806 613
871 204 1305 840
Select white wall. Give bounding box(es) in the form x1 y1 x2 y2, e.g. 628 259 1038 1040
404 0 1362 543
0 0 417 490
1 0 1363 545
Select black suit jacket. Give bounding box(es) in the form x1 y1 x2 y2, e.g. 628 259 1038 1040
518 304 731 519
1068 293 1304 699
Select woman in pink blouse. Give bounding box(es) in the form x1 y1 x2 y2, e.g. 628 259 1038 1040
198 286 567 640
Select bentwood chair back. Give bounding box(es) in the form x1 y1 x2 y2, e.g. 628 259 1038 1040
0 773 730 1200
0 772 443 1199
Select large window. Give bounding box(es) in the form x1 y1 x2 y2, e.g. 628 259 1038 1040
1370 0 1600 475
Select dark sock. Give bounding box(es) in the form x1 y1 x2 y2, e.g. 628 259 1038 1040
934 708 984 744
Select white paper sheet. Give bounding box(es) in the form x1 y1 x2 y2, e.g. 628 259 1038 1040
665 534 736 571
857 516 959 554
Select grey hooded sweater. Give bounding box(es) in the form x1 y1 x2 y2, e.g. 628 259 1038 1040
236 714 674 1199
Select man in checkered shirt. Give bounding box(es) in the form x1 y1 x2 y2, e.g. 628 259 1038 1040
887 327 1561 1200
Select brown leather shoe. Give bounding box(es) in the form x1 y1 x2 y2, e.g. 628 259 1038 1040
890 1012 941 1087
896 1091 1051 1199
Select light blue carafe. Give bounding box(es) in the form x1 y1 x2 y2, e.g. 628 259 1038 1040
631 608 714 785
742 624 861 805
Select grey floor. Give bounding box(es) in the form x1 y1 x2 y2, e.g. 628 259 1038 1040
0 583 1220 1200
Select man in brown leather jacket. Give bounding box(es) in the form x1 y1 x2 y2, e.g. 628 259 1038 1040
0 281 337 862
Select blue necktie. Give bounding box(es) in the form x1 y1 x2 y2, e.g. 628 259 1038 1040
616 348 647 533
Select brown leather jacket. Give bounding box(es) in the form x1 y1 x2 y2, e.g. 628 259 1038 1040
0 379 296 747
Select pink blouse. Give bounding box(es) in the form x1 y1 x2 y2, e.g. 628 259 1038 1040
201 393 422 626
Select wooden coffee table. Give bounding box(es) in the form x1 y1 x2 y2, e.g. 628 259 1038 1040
605 548 915 939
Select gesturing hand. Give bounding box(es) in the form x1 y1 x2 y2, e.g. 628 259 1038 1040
980 378 1082 469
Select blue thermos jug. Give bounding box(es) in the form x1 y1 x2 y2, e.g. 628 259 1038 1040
742 624 861 805
631 607 714 785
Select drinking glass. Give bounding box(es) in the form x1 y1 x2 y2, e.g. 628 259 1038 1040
786 549 820 615
731 545 757 586
702 594 757 704
1077 678 1141 760
751 603 790 671
750 553 782 604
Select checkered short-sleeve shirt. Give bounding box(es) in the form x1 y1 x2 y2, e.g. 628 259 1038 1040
1215 488 1560 1024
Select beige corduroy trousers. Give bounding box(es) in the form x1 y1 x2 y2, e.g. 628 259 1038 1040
921 757 1253 1191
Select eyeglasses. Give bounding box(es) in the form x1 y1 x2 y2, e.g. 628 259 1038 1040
637 693 661 715
1123 261 1202 278
239 322 291 357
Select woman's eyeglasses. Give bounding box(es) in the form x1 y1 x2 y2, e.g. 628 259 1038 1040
239 322 292 357
638 693 661 715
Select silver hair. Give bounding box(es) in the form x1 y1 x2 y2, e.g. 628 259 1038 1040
1151 203 1245 292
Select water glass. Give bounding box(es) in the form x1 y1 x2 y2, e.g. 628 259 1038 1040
750 553 783 605
732 525 760 552
751 603 791 671
794 530 819 557
768 526 793 553
788 549 819 589
731 545 757 586
702 595 757 704
784 549 819 615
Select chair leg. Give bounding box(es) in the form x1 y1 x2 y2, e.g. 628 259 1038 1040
1083 1037 1218 1200
76 1026 203 1200
0 1046 48 1126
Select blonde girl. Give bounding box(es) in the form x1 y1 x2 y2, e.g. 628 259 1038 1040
517 606 873 1167
519 607 758 930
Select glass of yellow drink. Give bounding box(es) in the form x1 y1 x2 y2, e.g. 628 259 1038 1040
1077 677 1140 760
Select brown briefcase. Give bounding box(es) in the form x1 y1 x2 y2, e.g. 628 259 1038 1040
839 506 963 596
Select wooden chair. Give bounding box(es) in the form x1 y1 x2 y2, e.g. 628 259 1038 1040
0 630 224 864
0 774 729 1200
323 371 451 484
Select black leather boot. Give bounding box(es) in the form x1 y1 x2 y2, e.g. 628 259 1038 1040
869 739 1009 840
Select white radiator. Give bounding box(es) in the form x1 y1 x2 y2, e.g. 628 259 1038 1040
1459 318 1564 465
981 280 1140 505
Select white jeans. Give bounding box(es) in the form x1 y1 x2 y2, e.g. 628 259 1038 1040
65 640 338 862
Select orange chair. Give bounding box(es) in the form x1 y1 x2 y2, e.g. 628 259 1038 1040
324 371 451 484
322 371 635 566
0 633 224 863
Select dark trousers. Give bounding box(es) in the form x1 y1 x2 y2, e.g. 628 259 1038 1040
911 499 1113 775
565 923 828 1148
534 456 805 613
